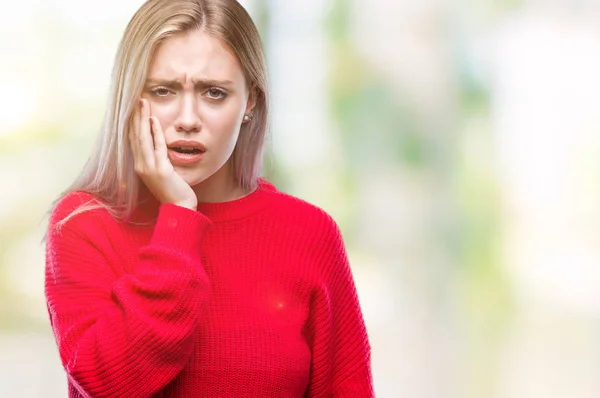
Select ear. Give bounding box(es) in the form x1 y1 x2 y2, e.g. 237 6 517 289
244 85 258 115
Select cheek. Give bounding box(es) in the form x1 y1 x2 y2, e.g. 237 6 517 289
202 102 246 135
148 102 178 126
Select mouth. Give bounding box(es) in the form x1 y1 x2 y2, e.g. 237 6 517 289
167 140 206 153
167 140 206 166
170 147 204 154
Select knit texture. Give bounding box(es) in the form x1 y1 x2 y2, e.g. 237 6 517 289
45 179 373 398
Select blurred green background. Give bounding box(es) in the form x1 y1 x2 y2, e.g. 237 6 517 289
2 0 600 397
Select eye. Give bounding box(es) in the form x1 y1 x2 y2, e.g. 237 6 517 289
151 87 172 97
206 88 227 100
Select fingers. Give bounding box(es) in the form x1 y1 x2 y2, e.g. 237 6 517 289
137 98 155 167
129 100 141 160
130 99 170 181
150 116 168 160
126 100 196 209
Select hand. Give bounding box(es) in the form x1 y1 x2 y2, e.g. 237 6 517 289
129 99 198 210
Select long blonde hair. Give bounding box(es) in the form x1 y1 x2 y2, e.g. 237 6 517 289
56 0 269 225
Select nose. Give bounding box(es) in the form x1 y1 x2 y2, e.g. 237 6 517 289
174 93 201 133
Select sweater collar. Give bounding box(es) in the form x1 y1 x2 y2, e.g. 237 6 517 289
196 178 276 223
131 178 276 224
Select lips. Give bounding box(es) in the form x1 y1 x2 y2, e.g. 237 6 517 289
167 140 207 153
167 140 206 166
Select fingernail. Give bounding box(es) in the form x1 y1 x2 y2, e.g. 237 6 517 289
149 117 154 126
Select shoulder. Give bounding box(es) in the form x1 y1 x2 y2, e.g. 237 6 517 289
264 183 354 282
263 181 345 253
48 191 113 236
266 182 341 233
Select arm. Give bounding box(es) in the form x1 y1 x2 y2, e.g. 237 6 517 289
45 195 210 398
305 218 374 398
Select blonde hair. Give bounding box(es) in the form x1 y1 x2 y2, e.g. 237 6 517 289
55 0 269 225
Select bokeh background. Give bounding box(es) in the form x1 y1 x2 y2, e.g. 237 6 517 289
2 0 600 397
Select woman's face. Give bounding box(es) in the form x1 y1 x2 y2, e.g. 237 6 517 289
142 29 255 192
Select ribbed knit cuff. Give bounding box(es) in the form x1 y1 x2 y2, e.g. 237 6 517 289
150 204 212 253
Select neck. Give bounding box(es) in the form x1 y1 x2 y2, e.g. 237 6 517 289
192 160 248 203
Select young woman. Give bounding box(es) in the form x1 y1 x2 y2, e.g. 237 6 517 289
45 0 373 397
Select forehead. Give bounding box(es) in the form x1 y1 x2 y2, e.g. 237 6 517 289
149 29 245 84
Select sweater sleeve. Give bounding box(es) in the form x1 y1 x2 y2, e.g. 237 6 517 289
45 194 211 398
305 216 374 398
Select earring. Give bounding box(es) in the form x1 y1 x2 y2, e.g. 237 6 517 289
243 112 254 123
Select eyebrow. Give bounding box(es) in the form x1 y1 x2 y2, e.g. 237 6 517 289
145 78 235 88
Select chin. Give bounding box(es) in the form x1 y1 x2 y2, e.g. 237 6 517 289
185 175 210 188
174 168 209 187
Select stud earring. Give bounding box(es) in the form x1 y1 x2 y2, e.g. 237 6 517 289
243 112 254 123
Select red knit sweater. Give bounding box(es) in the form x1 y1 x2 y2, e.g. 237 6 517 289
45 179 373 398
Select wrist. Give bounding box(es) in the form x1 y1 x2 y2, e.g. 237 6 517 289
173 200 198 210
